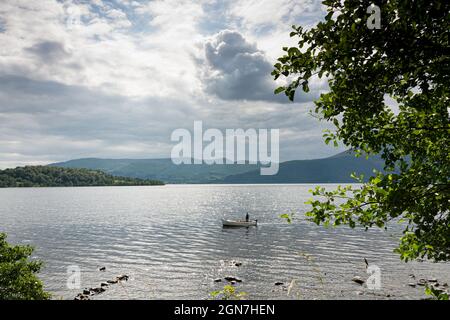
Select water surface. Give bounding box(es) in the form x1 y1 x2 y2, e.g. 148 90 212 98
0 184 448 300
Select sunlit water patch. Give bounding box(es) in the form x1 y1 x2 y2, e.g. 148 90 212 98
0 184 448 300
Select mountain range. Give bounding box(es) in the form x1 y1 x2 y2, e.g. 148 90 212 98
50 150 386 184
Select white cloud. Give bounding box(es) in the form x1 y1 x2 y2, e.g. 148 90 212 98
0 0 337 168
0 0 202 98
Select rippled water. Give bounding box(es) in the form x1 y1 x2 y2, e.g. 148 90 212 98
0 184 448 300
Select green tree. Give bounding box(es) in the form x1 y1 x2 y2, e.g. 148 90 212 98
0 233 50 300
273 0 449 262
0 166 164 188
210 285 247 300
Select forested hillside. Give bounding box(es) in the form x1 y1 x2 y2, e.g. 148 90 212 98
0 166 164 187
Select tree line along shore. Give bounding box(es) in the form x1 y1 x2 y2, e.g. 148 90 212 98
0 166 164 188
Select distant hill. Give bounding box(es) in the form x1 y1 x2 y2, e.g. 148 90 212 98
51 158 260 184
49 150 386 184
0 166 164 188
221 150 386 183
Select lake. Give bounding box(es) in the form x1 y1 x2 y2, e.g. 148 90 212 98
0 184 448 300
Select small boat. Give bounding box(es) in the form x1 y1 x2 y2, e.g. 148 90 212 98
222 219 258 227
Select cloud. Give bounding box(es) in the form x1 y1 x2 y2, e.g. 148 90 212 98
200 30 321 103
0 74 202 166
0 73 339 168
25 40 71 63
201 30 280 102
0 1 341 168
0 17 5 33
227 0 325 32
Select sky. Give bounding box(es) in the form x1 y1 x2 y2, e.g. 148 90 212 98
0 0 344 168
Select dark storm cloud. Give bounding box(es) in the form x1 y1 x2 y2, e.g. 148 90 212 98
201 30 321 103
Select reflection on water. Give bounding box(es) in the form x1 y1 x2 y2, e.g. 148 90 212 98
0 184 448 300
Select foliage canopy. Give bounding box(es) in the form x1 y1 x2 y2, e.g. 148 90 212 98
0 233 50 300
273 0 449 262
0 166 164 187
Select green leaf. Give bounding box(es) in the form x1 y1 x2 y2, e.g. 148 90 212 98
274 87 285 94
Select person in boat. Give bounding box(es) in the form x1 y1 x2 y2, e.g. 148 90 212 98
245 212 249 222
